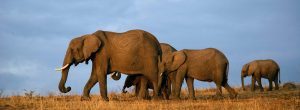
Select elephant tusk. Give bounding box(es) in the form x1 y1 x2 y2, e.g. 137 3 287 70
160 73 163 76
110 72 116 79
55 64 69 71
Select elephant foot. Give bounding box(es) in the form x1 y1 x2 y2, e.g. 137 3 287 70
152 96 163 101
213 95 223 99
81 96 91 101
172 96 181 100
229 94 238 99
152 97 160 101
137 97 148 100
101 97 109 102
188 97 196 100
162 95 169 100
215 92 222 97
260 89 264 92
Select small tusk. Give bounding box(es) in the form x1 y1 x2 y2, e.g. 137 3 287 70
55 64 69 71
160 73 163 76
110 72 116 79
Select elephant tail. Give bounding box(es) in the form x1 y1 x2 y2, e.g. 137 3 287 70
222 62 229 86
278 68 281 84
122 86 128 93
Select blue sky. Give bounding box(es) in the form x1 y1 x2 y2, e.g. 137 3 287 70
0 0 299 95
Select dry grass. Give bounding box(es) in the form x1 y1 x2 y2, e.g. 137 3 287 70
0 84 299 110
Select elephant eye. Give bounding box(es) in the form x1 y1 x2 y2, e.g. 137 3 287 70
71 48 78 54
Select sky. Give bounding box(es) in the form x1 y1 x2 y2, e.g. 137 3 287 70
0 0 299 96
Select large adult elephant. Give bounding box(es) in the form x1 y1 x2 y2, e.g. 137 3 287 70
113 43 177 99
55 29 162 101
164 48 237 99
241 59 280 92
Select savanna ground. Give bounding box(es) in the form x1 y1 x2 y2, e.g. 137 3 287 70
0 83 299 110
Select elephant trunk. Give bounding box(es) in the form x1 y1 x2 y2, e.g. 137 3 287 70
58 49 72 93
59 66 71 93
241 74 245 91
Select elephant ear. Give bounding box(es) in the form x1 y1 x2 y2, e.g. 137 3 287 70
242 64 249 73
243 63 254 76
170 51 186 71
83 35 101 60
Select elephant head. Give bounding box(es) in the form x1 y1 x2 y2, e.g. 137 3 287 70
241 63 250 90
56 34 101 93
165 51 186 72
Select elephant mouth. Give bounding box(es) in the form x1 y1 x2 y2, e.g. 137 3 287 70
74 58 85 66
55 64 70 71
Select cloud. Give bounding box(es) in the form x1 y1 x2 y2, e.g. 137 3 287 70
0 73 28 90
0 59 39 76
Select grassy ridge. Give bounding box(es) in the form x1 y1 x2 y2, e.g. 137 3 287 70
0 85 299 110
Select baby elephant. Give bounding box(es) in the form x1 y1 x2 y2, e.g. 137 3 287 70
122 74 170 100
241 59 280 92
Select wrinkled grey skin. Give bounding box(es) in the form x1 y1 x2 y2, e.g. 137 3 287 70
167 48 238 99
57 30 162 101
241 59 280 92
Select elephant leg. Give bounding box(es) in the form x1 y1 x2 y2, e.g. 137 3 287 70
215 83 222 96
251 76 256 92
145 88 150 99
186 77 195 100
96 62 109 101
166 75 172 98
170 72 176 97
81 70 98 101
256 77 264 92
138 77 147 99
135 85 140 97
274 77 279 90
174 66 187 99
162 86 169 100
268 79 273 91
140 59 160 100
223 82 238 98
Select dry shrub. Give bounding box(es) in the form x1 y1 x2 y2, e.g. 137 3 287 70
283 82 297 90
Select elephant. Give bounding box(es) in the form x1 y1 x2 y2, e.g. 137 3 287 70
164 48 237 99
55 29 162 101
121 74 169 99
112 43 177 99
241 59 280 92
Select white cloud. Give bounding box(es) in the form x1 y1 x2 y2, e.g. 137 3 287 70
0 59 40 76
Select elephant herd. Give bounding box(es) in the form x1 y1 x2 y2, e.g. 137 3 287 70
55 29 281 101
